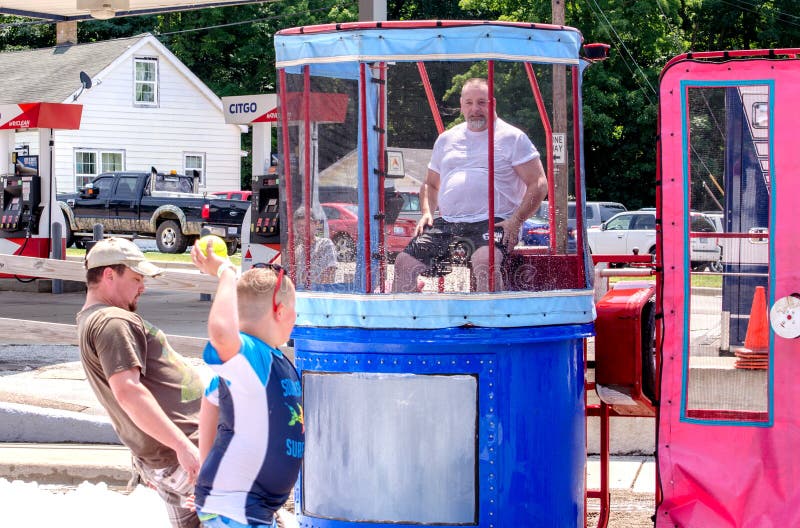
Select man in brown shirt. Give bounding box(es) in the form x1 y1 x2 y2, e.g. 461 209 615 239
77 238 203 528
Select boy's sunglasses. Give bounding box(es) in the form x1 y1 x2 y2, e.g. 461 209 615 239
252 263 285 313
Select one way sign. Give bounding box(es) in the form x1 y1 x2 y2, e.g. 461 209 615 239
552 133 567 165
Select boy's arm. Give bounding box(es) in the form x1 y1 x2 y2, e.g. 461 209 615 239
198 395 219 464
191 239 241 362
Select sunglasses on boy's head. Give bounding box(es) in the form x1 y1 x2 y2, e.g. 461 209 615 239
252 263 285 312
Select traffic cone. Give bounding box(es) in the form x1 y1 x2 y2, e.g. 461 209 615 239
734 286 769 370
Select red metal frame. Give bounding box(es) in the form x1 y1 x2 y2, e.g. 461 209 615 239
276 20 577 36
662 48 800 72
417 62 444 135
586 401 610 528
278 69 296 279
524 63 556 252
572 66 586 285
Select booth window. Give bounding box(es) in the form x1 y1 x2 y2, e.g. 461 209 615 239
74 149 124 189
134 57 158 106
682 83 772 425
183 153 205 186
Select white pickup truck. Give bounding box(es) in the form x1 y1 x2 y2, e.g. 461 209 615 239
588 210 722 271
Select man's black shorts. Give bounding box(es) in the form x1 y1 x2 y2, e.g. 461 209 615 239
402 217 506 268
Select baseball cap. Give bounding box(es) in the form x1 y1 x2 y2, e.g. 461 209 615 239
85 237 164 277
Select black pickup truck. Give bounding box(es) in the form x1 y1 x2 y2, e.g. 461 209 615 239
58 169 249 254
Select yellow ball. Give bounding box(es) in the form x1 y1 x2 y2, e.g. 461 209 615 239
198 235 228 258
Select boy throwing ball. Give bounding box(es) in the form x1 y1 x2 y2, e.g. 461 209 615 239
191 238 303 528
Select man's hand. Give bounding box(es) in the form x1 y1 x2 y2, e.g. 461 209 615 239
497 217 522 249
415 213 434 236
175 439 201 483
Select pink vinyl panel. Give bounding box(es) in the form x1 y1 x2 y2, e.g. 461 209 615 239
657 56 800 527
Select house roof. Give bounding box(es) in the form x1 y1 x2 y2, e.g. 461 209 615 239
0 33 223 109
0 35 144 104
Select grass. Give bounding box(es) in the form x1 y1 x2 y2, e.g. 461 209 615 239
67 247 242 266
611 272 721 288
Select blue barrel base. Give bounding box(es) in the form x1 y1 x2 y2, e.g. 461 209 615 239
292 324 592 528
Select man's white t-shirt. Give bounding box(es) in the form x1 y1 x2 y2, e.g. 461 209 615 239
428 118 539 223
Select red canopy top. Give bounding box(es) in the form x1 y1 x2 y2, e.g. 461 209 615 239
0 102 82 130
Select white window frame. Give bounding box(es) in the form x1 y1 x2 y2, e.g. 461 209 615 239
74 148 125 190
133 57 159 106
183 152 206 187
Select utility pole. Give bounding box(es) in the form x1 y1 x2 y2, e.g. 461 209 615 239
359 0 386 21
552 0 569 253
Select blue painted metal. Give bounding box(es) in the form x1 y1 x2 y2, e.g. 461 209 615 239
292 324 592 527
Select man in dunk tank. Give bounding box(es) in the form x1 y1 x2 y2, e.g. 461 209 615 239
656 49 800 526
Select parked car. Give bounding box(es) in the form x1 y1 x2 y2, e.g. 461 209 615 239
211 190 252 201
519 215 576 250
396 190 422 222
703 211 724 233
587 210 722 270
320 202 416 262
536 200 627 230
519 200 625 249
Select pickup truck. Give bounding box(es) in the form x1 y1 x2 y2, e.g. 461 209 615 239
58 169 250 254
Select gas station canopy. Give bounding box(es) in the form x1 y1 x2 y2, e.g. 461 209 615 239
0 0 269 21
0 102 82 130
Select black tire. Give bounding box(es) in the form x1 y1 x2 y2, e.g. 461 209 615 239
227 239 239 256
332 233 356 262
450 239 474 266
156 220 189 254
641 299 658 404
64 227 74 249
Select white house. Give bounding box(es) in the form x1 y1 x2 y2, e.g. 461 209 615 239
0 33 243 193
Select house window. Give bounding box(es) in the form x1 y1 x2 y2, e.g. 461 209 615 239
74 149 124 189
184 153 205 186
134 57 158 105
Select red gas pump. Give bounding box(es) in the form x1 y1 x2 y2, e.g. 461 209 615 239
0 102 82 275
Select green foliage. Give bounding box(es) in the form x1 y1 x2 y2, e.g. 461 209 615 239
0 17 54 50
3 0 800 204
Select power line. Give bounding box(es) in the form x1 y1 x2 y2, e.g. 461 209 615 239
156 3 351 37
583 0 656 104
723 0 800 24
654 0 684 52
716 0 800 29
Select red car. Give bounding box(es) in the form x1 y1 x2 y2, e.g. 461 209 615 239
320 202 416 262
211 190 252 201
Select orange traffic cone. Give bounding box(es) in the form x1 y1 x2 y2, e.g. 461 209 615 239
734 286 769 370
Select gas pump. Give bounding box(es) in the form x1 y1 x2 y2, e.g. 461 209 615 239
250 172 280 247
0 102 82 272
1 154 41 236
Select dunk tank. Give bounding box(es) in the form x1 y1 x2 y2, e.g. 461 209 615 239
656 50 800 525
272 20 602 527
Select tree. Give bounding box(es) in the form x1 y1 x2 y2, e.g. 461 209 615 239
0 17 54 51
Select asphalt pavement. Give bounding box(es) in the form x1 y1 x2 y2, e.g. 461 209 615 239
0 279 656 502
